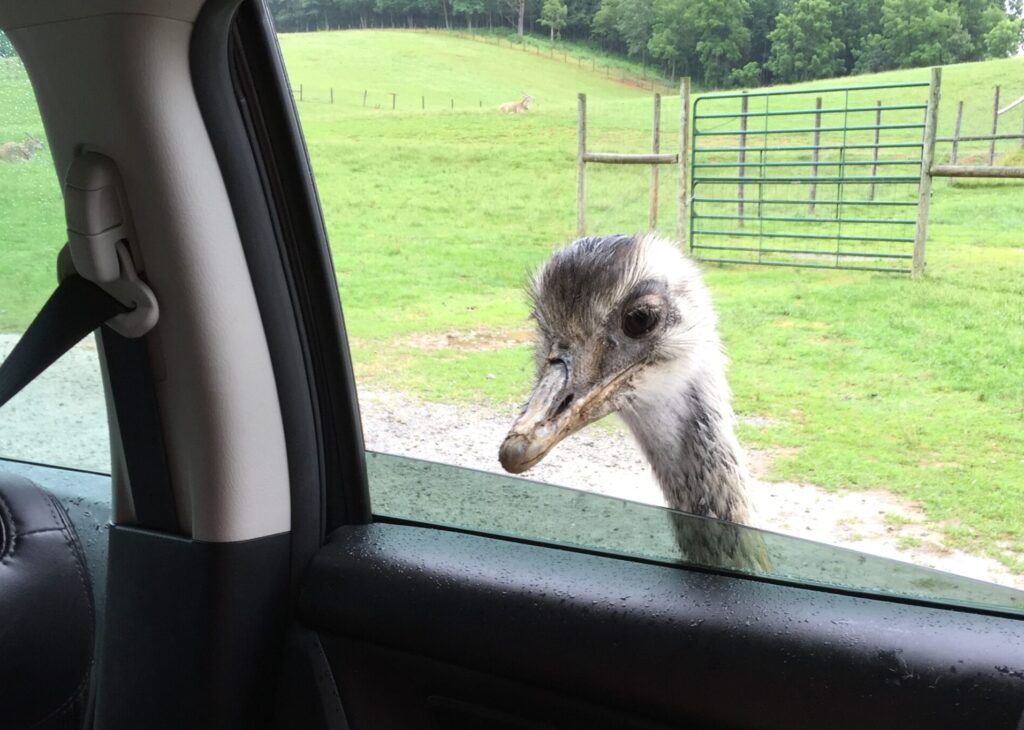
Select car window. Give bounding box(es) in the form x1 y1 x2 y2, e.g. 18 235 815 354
0 33 110 474
270 23 1024 613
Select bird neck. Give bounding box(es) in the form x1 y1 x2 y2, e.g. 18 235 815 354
620 368 753 524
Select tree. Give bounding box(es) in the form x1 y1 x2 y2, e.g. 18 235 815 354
591 0 628 52
831 0 882 73
854 0 972 72
592 0 656 57
564 0 601 38
982 9 1023 57
453 0 485 28
746 0 781 68
515 0 526 34
729 61 762 87
648 0 700 78
539 0 569 39
1010 0 1024 44
955 0 1010 59
767 0 845 82
689 0 751 87
648 0 749 86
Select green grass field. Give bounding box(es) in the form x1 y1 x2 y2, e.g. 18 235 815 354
1 31 1022 570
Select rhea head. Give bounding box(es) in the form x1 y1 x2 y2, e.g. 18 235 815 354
499 233 723 475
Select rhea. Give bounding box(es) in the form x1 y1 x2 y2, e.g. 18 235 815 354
499 234 766 567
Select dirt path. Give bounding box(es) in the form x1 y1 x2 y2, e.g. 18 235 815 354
359 387 1024 590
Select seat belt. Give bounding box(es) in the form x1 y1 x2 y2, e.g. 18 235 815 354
1 151 178 533
0 267 179 533
0 275 127 409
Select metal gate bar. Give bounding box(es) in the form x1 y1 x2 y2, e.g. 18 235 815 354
695 214 917 225
694 159 922 168
692 244 912 259
696 122 926 136
689 77 932 273
693 196 917 206
693 230 915 242
699 142 924 152
699 103 926 119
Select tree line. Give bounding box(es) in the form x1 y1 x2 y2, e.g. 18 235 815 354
272 0 1023 87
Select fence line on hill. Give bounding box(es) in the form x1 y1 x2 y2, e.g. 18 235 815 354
411 28 677 94
290 83 500 111
938 85 1024 186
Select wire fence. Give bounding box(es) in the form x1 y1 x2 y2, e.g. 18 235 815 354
425 29 677 94
940 86 1024 187
289 83 499 111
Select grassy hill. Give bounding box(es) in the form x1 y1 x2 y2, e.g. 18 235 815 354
276 30 655 111
0 30 1022 570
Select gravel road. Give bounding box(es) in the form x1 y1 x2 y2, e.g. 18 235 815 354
360 388 1024 590
2 335 1021 590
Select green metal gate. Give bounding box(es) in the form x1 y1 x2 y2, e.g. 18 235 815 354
689 80 933 273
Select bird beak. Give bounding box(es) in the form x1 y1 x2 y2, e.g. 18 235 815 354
499 359 629 474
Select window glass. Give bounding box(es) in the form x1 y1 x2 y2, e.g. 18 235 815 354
273 24 1024 609
0 33 111 474
370 452 1023 614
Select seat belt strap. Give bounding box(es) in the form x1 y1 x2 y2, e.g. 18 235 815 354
99 328 180 533
0 274 128 409
0 272 181 533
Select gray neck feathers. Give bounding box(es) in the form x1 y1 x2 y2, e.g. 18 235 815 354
620 366 753 525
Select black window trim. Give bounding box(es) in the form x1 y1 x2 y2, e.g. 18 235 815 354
190 0 371 584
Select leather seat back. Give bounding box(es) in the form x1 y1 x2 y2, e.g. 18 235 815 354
0 472 95 729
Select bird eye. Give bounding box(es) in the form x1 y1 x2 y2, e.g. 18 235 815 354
622 304 660 338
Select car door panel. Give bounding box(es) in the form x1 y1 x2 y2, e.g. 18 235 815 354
297 523 1024 730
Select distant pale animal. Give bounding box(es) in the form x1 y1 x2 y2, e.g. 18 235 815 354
0 133 43 163
499 95 533 113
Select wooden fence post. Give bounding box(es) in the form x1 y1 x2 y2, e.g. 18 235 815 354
989 85 1000 164
299 84 303 101
422 95 425 110
677 78 690 244
809 97 822 214
650 94 662 230
390 92 397 109
738 92 748 224
949 100 964 187
330 87 334 104
913 67 941 278
869 100 881 201
577 93 587 237
363 90 367 107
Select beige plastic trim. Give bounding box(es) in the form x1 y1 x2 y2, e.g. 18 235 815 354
0 2 203 31
9 13 291 542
